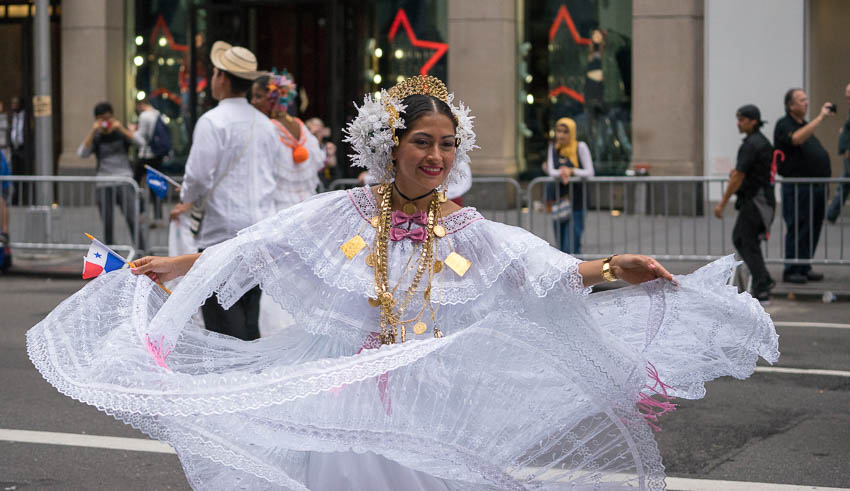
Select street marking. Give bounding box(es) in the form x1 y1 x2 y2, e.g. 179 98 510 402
666 476 850 490
755 366 850 377
2 431 849 490
0 428 176 454
774 321 850 330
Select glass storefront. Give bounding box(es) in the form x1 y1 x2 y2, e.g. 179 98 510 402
128 0 448 177
519 0 632 176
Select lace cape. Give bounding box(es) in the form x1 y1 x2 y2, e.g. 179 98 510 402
27 187 779 490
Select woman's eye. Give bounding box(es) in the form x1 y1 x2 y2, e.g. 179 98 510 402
440 142 454 150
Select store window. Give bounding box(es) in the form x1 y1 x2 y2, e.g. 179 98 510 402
519 0 632 176
363 0 448 98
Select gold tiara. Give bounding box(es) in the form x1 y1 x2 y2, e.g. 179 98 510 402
387 75 449 104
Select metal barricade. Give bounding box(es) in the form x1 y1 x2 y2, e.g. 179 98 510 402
0 175 141 260
526 175 850 266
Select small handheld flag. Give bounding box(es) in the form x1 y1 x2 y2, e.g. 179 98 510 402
83 234 127 279
146 169 169 199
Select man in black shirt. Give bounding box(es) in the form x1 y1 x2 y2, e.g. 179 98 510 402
774 88 834 284
827 82 850 223
715 105 775 301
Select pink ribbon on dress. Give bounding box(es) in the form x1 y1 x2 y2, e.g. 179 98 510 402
389 210 428 242
389 227 427 242
391 210 427 226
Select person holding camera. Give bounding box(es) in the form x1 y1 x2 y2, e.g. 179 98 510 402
78 101 146 252
774 88 834 284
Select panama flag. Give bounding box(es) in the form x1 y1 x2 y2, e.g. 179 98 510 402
82 237 127 279
146 168 169 199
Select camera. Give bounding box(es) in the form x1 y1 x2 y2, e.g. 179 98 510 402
828 103 837 113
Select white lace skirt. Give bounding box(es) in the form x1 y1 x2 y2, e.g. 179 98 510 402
26 257 778 490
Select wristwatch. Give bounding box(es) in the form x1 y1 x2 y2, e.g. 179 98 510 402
601 255 618 282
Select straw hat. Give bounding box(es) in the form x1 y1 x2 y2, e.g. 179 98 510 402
209 41 266 80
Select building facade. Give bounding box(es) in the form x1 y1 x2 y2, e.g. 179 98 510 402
0 0 847 183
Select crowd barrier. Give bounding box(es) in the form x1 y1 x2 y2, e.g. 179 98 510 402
3 174 848 276
0 175 140 260
527 176 850 265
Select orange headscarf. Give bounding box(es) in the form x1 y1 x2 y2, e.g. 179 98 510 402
555 117 580 168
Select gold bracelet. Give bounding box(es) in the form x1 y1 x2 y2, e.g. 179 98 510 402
601 255 618 282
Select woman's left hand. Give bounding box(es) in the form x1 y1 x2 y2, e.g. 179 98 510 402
611 254 675 285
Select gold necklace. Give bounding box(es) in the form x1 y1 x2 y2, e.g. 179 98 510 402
370 185 444 344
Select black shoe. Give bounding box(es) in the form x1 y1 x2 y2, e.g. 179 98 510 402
783 273 807 284
753 289 771 303
806 271 824 281
759 279 776 292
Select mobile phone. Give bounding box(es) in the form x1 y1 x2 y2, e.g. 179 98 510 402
828 103 837 113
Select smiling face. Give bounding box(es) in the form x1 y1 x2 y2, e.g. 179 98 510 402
392 111 456 197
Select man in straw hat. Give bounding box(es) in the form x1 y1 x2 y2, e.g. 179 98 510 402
170 41 285 341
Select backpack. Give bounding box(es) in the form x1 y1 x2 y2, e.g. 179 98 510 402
150 116 172 158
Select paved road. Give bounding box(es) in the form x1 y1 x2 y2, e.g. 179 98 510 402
1 275 848 490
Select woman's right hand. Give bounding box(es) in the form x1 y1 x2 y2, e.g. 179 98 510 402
131 253 200 283
559 166 572 184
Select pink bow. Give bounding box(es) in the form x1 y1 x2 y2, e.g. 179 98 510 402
391 210 427 226
389 226 427 242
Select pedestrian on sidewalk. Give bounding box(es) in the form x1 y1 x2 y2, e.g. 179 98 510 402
774 88 833 284
827 82 850 223
168 41 284 341
77 101 147 252
715 104 775 301
132 98 169 225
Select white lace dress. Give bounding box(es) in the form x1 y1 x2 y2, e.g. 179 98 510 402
27 186 779 490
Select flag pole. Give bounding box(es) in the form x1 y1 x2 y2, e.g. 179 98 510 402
84 233 171 294
144 164 182 190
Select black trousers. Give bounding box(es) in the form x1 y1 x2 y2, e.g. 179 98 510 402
96 185 146 251
201 285 262 341
134 157 164 220
782 183 825 275
732 199 772 290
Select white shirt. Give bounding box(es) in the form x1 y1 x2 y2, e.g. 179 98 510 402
135 108 160 159
272 119 324 210
11 111 25 149
545 141 595 178
180 98 286 249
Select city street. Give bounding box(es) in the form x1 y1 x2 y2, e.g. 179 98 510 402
1 275 848 490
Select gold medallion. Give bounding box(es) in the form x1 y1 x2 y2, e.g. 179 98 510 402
340 235 367 259
368 297 380 307
433 224 446 238
444 252 471 277
402 203 417 215
377 184 386 195
438 191 448 203
381 291 394 305
371 216 380 228
365 253 376 267
433 260 443 273
413 321 427 335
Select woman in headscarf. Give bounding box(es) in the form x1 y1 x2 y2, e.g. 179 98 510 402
545 117 595 254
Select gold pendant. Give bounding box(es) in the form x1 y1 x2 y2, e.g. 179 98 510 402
444 252 471 277
433 260 443 273
402 202 417 215
438 191 448 203
377 184 386 195
433 224 446 238
371 216 380 228
381 291 394 306
368 297 380 307
399 324 406 343
340 235 367 259
365 253 376 267
433 328 444 338
413 321 427 335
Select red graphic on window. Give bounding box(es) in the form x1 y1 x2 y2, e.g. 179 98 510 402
548 4 590 103
388 9 449 77
149 15 188 52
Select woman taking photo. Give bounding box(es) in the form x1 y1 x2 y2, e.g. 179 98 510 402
546 117 595 254
28 76 777 490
